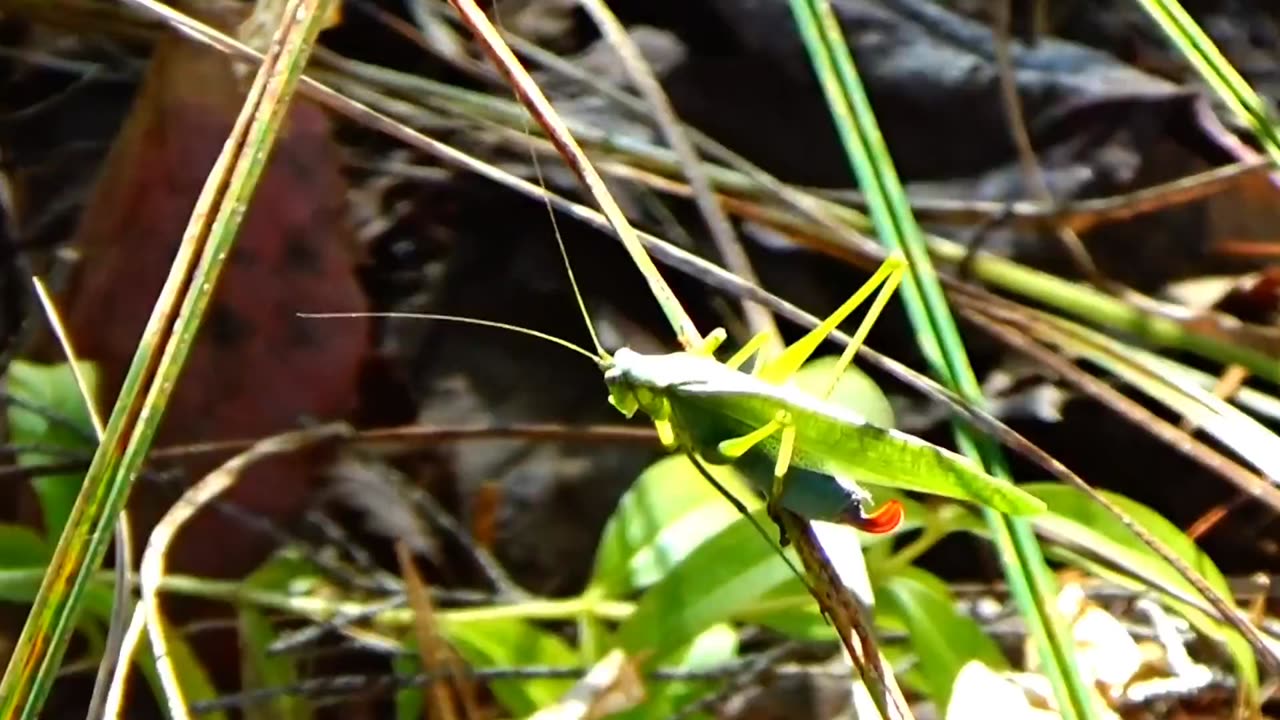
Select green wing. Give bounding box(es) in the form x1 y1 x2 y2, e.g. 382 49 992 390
670 386 1046 516
791 403 1046 515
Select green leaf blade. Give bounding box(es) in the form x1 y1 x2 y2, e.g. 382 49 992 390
879 568 1009 707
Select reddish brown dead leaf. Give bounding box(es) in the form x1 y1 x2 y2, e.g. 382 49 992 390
25 12 369 581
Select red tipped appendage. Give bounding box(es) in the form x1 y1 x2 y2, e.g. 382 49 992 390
846 499 904 534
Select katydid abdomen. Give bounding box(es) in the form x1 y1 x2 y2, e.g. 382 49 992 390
667 394 904 532
732 447 905 533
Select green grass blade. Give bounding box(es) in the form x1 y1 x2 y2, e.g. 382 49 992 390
1135 0 1280 163
786 2 1099 717
0 2 334 716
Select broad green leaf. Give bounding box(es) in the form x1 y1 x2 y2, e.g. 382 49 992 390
392 654 424 720
745 576 829 640
243 549 323 594
442 617 577 715
3 359 98 541
236 548 319 719
1023 484 1230 615
675 622 739 669
878 568 1008 708
615 507 793 661
0 568 113 620
0 574 113 668
0 569 46 605
1022 483 1257 701
591 455 759 596
662 623 739 718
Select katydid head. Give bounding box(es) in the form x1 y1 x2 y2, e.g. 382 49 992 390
603 346 752 423
603 347 667 422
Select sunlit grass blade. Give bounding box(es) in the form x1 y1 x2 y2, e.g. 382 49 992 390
786 1 1098 718
1135 0 1280 165
0 2 335 716
1031 312 1280 483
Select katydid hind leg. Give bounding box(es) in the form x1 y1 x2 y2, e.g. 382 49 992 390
756 253 907 385
715 418 782 461
817 257 906 401
709 413 803 545
725 330 773 371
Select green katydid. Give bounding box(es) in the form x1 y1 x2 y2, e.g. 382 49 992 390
310 250 1045 541
597 253 1046 538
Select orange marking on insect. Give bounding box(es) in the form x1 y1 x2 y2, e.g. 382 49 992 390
849 499 903 534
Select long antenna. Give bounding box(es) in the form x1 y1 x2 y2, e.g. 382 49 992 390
298 313 604 365
489 0 608 361
546 181 607 360
523 109 607 360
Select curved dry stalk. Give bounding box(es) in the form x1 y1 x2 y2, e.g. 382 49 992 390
104 423 351 716
784 513 914 720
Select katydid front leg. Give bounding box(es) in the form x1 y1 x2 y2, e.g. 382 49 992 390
715 411 800 545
